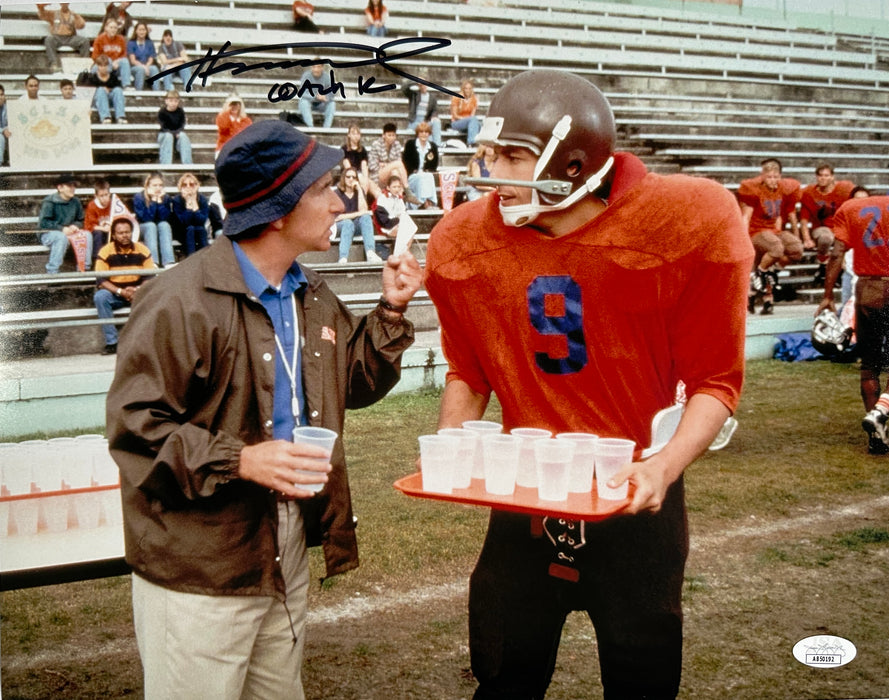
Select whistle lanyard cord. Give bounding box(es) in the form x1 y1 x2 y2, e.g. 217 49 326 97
273 293 301 425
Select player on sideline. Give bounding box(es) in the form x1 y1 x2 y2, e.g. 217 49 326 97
816 193 889 454
425 69 753 699
799 163 856 285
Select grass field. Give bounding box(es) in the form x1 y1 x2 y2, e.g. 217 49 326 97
3 359 889 699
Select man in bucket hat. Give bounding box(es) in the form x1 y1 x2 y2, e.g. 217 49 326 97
107 120 422 699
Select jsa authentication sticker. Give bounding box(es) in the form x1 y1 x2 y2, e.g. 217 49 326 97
792 635 857 669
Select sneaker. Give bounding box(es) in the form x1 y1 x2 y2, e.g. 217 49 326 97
101 343 117 355
766 268 781 292
760 300 773 315
102 118 113 124
750 270 765 293
747 296 756 314
338 257 348 264
365 249 382 263
117 118 128 124
862 407 889 445
868 435 889 455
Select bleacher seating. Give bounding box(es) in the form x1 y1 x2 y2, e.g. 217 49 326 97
1 0 887 356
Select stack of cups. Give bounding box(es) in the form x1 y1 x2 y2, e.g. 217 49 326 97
510 428 552 488
435 428 477 489
593 438 635 500
417 434 459 494
292 426 338 493
41 438 70 533
1 442 38 537
533 438 575 502
480 433 522 496
461 420 502 479
555 433 598 493
78 435 121 527
57 436 100 530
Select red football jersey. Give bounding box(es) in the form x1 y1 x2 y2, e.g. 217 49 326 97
737 177 801 236
425 153 753 451
833 195 889 277
799 180 856 229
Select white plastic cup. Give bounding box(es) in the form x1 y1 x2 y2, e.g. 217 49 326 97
481 433 521 496
11 499 39 536
0 500 9 537
41 494 69 533
78 435 118 486
55 436 92 489
291 426 338 493
534 439 574 502
100 489 123 526
594 438 635 500
461 420 502 479
73 492 101 530
436 428 476 489
2 442 38 495
556 433 599 493
40 437 73 492
510 428 552 488
418 434 459 494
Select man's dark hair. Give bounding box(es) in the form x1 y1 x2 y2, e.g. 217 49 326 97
94 178 111 191
60 78 75 89
382 122 397 134
112 218 134 234
815 163 834 175
25 74 40 85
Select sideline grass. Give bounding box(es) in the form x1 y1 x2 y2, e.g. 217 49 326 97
3 359 889 699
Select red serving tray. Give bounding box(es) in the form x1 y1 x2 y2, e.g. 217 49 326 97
393 472 631 521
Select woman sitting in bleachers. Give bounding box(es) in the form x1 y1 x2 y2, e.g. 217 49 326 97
133 171 175 268
170 173 210 257
127 22 160 91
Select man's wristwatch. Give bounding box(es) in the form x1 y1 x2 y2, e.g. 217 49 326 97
378 296 408 314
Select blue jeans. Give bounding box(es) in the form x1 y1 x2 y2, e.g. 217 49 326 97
407 117 442 146
38 230 69 274
366 25 387 37
0 131 6 165
451 116 480 145
158 131 193 164
132 64 160 90
180 225 208 256
337 215 375 260
298 97 336 128
140 221 176 267
94 288 129 345
162 66 193 91
92 60 131 87
93 86 126 121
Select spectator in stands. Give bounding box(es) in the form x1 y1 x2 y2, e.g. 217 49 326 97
88 55 127 124
128 22 161 91
157 90 193 165
465 143 496 201
799 163 856 285
449 78 480 146
170 173 210 256
157 29 192 91
216 94 252 155
298 63 338 129
367 123 418 205
737 158 801 315
341 122 372 196
292 1 321 32
103 2 134 37
133 171 176 268
92 17 132 87
38 173 85 274
94 215 154 355
59 78 76 99
334 167 380 263
402 122 439 209
106 120 420 700
85 179 114 264
20 75 41 101
364 0 388 37
0 85 8 167
37 3 90 74
373 174 407 247
402 81 441 146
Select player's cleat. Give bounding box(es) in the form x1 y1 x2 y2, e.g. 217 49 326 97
867 435 889 455
767 268 781 292
862 407 889 447
760 300 773 315
750 269 766 294
747 296 756 314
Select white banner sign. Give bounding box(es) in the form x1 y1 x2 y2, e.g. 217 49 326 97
7 98 93 170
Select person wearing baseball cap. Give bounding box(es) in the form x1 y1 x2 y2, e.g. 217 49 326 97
37 172 85 273
107 120 423 699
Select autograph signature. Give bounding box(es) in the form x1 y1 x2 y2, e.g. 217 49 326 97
148 37 462 102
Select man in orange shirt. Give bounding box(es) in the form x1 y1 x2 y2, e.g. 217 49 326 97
449 78 480 146
737 158 802 314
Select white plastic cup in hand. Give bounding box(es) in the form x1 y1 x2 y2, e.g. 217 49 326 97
534 439 574 502
436 428 476 489
480 433 521 496
594 438 635 500
418 434 459 494
291 426 337 493
461 420 502 479
510 428 552 488
556 433 598 493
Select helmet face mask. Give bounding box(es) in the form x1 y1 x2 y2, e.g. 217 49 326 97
474 70 617 226
811 309 853 357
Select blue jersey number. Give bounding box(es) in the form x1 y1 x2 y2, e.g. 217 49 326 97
861 205 885 249
527 276 588 375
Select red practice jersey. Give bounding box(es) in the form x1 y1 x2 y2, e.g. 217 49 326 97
737 176 801 236
425 153 753 452
833 195 889 277
799 180 856 230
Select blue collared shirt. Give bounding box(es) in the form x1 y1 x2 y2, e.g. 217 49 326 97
232 241 308 440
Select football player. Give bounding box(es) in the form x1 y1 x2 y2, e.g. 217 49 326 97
425 69 753 699
799 163 856 285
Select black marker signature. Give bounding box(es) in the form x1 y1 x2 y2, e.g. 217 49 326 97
148 37 463 101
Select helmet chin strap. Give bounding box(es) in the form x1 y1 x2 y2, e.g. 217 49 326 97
499 156 615 227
